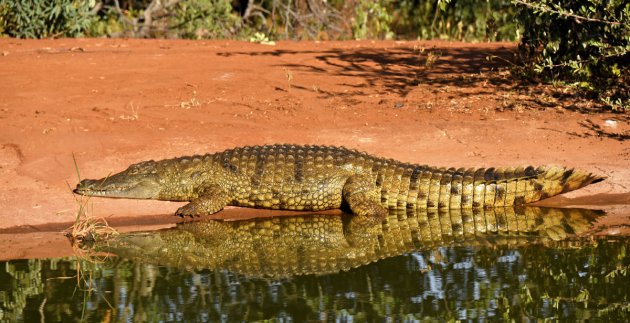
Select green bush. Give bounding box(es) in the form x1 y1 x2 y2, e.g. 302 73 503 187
514 0 629 111
352 0 394 40
391 0 520 41
0 0 97 38
86 7 128 37
170 0 241 39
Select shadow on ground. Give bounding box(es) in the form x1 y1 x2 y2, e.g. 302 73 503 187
218 46 517 98
564 116 630 142
218 45 616 115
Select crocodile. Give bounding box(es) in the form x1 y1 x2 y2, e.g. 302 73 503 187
74 144 604 217
85 207 603 278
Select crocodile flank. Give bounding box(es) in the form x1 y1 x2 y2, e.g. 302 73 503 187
74 144 604 217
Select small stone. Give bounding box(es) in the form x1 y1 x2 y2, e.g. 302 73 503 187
604 119 618 129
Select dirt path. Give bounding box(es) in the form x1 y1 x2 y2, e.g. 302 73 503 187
0 38 628 258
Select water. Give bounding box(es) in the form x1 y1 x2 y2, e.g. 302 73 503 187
2 207 629 322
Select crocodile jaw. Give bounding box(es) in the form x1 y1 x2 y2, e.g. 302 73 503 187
74 177 162 199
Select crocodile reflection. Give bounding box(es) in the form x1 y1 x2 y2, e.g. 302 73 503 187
87 207 602 278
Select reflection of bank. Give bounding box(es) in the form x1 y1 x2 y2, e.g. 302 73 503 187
86 207 603 278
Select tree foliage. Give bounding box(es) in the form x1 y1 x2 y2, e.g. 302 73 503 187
513 0 629 111
390 0 520 41
0 0 98 38
170 0 240 39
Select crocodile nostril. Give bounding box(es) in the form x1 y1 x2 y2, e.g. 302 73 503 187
75 179 107 192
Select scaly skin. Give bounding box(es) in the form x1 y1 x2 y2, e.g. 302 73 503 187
74 144 604 217
87 207 603 278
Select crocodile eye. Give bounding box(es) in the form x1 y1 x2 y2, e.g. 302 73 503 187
128 167 140 175
128 160 157 175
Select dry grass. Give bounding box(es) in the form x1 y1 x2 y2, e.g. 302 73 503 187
65 201 118 246
65 154 118 246
59 155 118 316
119 102 140 120
284 67 293 90
164 89 207 109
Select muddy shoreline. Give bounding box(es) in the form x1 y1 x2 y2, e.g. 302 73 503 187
0 38 627 259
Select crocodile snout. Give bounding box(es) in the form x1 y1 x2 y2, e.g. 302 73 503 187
74 179 103 195
73 175 161 199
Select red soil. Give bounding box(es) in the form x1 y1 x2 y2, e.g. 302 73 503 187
0 38 628 260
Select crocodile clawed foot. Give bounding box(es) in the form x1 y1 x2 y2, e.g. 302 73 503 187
175 204 201 217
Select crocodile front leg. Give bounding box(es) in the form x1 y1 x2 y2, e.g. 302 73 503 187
175 185 231 217
343 175 388 218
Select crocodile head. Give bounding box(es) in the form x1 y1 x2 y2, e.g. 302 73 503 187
74 160 163 199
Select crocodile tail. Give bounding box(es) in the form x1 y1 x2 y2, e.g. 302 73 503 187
483 166 605 207
524 166 605 203
445 166 604 209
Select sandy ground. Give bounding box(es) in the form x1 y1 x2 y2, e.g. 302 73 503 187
0 38 628 260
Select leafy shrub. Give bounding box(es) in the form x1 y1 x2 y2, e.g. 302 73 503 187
352 0 394 40
86 10 121 37
391 0 520 41
0 0 97 38
514 0 629 111
170 0 241 39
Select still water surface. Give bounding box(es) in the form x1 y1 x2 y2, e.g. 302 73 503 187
1 207 629 321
